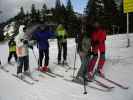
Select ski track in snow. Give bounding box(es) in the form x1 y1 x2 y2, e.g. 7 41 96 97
0 34 133 100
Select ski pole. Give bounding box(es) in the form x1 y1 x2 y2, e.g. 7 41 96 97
83 78 87 94
32 49 38 63
31 48 40 71
72 43 77 79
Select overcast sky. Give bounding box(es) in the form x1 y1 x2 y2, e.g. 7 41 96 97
0 0 121 23
0 0 88 23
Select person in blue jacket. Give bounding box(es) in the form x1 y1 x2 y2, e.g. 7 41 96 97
33 25 54 72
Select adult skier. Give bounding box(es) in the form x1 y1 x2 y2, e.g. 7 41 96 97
33 25 54 72
56 24 68 64
15 25 32 77
8 37 17 64
88 21 106 81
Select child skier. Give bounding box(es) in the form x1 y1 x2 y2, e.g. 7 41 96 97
76 24 92 81
15 25 31 77
88 21 106 81
33 25 54 72
56 24 68 64
8 38 17 64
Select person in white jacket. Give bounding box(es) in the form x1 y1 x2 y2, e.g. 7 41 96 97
15 25 30 77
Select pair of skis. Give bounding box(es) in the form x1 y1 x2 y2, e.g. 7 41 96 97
12 73 39 85
0 63 39 85
54 62 77 72
96 75 129 90
0 62 16 73
0 66 9 72
12 74 34 85
64 77 114 93
34 68 64 78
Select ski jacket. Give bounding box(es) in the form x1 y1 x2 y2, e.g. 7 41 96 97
33 30 54 50
81 36 91 54
15 25 29 57
8 39 16 52
56 24 67 43
91 27 106 53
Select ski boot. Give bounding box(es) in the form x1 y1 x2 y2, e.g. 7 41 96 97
42 66 48 72
23 71 31 76
58 60 61 65
87 72 93 82
95 69 105 78
17 73 24 79
62 60 68 65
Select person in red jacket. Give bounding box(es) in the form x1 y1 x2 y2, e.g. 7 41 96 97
88 21 106 81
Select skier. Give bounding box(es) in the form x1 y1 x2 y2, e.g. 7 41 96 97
8 37 17 64
32 25 54 72
15 25 32 77
76 24 93 81
88 20 106 81
56 24 68 64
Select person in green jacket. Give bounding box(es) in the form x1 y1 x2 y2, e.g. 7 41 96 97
8 38 17 63
56 24 68 64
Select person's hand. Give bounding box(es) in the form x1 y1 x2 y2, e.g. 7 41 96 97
79 51 85 58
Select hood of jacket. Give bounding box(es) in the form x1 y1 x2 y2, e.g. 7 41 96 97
18 25 26 39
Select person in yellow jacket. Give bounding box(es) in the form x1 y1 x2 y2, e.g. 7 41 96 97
8 38 17 64
56 24 68 64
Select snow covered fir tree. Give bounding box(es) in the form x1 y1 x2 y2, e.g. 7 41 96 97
0 0 133 100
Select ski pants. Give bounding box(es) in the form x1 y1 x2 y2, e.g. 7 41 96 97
38 48 49 67
88 52 105 73
77 53 92 79
57 41 67 62
17 56 29 74
8 52 17 62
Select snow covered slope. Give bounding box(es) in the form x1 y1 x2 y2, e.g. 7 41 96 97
0 33 133 100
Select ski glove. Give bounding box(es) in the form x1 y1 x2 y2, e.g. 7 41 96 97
21 39 28 44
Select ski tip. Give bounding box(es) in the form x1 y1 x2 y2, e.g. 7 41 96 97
123 87 129 90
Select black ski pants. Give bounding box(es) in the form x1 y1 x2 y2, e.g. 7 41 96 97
8 52 17 62
57 41 67 62
38 49 49 67
17 56 29 74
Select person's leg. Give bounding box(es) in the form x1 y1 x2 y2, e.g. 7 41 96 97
97 52 105 77
87 53 98 80
63 42 67 63
38 49 44 67
24 56 29 72
82 54 92 79
42 49 49 72
13 52 18 62
17 57 24 74
44 48 49 66
8 52 13 63
58 41 62 64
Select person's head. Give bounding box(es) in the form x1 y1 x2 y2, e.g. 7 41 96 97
92 21 100 28
57 24 64 31
44 26 50 32
23 27 27 32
